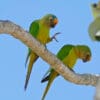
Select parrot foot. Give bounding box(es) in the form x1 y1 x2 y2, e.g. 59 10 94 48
51 32 61 42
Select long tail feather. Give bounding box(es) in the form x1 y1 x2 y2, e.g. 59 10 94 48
41 68 51 83
24 52 38 90
41 70 58 100
25 49 31 68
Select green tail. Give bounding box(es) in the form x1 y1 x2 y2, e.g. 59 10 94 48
41 70 58 100
24 51 38 90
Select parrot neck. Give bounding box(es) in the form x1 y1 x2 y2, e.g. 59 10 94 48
39 19 50 29
73 46 81 59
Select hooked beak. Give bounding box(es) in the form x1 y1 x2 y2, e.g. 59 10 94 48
53 18 58 25
51 18 58 28
82 56 91 62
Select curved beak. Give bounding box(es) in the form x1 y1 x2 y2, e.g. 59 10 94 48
50 18 58 28
53 18 58 25
82 56 91 62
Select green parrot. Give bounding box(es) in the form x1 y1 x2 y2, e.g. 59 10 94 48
88 1 100 41
41 44 91 100
24 14 58 90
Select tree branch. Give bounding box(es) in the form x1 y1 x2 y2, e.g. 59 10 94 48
94 79 100 100
0 20 99 87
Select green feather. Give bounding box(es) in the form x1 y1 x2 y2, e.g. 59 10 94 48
57 44 74 60
29 20 39 38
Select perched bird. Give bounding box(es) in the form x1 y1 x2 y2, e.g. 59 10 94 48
88 1 100 41
41 44 91 100
24 14 58 90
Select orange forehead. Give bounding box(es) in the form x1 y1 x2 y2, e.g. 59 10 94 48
53 18 58 25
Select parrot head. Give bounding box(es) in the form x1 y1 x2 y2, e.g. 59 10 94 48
41 14 58 28
91 1 100 18
75 45 91 62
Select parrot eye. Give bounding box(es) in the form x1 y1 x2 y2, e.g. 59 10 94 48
48 16 58 28
93 3 97 8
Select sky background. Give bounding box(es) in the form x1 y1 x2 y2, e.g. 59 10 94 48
0 0 100 100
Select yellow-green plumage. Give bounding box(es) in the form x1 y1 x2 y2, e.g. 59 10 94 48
24 14 58 90
36 22 50 44
41 44 91 100
62 47 78 68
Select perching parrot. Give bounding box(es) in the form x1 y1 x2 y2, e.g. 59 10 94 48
41 44 91 100
24 14 58 90
88 1 100 41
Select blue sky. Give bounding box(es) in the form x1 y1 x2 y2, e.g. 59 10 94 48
0 0 100 100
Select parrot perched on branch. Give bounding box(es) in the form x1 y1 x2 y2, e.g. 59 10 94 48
24 14 58 90
88 1 100 41
41 44 91 100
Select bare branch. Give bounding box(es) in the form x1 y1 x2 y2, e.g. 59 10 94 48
0 20 99 87
94 78 100 100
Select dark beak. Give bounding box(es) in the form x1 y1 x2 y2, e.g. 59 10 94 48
51 18 58 28
82 56 91 62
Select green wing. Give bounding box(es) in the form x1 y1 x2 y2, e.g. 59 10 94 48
24 20 40 90
25 20 39 67
29 20 39 38
57 44 74 60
